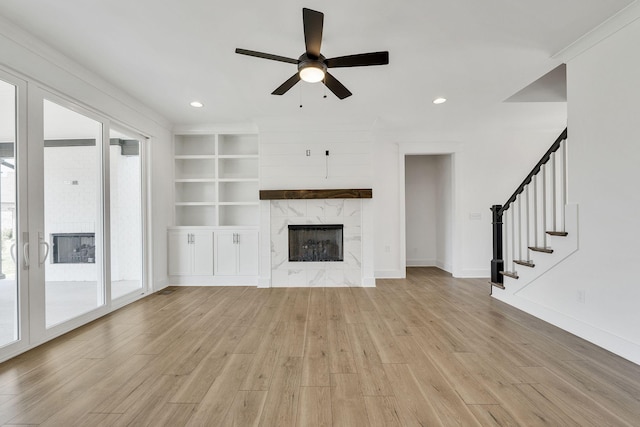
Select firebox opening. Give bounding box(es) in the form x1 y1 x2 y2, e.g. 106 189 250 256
288 224 343 262
51 233 96 264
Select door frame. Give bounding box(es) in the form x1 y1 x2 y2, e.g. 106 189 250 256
27 85 111 343
398 142 460 278
0 69 30 360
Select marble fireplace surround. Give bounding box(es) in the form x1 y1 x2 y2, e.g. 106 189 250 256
260 189 374 287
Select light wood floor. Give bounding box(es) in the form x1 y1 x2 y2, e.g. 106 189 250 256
1 267 640 426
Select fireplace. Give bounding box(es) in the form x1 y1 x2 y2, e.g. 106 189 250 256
51 233 95 264
288 224 343 262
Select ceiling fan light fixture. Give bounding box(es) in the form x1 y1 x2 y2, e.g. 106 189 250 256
299 65 325 83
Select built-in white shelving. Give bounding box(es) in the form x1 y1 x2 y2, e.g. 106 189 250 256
174 132 259 227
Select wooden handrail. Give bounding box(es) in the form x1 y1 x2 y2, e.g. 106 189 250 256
499 128 567 216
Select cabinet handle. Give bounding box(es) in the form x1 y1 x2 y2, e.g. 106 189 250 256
191 233 195 244
236 233 240 244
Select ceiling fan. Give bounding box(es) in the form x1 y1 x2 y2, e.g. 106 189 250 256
235 8 389 100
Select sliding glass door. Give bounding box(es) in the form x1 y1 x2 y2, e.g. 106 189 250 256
0 73 25 354
41 99 106 328
0 77 147 360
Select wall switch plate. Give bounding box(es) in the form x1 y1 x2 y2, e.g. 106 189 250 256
577 289 586 303
306 149 310 156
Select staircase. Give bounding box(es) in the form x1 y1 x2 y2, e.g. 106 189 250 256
490 129 578 290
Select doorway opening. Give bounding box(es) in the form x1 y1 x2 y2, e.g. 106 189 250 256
404 154 453 272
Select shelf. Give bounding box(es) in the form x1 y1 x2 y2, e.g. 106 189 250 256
175 205 217 226
218 157 259 180
218 154 259 159
174 155 216 160
175 181 216 203
175 158 215 180
218 202 259 206
174 132 259 227
218 134 258 156
219 205 259 226
175 178 216 183
175 202 217 206
219 181 259 203
175 134 216 156
218 178 259 183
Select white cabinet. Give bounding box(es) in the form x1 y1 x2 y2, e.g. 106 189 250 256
167 230 214 276
214 230 259 276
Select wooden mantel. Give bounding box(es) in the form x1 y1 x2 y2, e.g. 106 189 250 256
259 188 372 200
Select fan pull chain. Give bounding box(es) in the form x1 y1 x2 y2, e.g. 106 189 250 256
299 84 303 108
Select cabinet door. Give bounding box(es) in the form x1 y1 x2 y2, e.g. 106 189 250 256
191 231 214 275
214 231 238 276
168 231 192 275
237 231 259 275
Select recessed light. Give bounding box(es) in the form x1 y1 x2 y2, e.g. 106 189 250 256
433 97 447 105
190 101 204 108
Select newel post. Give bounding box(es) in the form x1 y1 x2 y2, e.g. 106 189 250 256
491 205 504 284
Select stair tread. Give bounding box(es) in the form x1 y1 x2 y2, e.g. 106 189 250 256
528 246 554 254
546 231 568 236
500 270 519 279
514 260 535 268
490 282 505 289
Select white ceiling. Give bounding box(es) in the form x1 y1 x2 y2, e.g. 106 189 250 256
0 0 634 134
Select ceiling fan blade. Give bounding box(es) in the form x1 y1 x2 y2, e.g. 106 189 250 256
323 72 352 99
235 48 298 64
303 8 323 58
326 51 389 68
272 73 301 95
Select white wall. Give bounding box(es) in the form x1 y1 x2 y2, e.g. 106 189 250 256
0 17 173 291
259 122 372 190
494 16 640 364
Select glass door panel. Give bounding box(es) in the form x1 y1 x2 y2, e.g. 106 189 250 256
0 79 18 348
109 128 143 299
43 99 104 328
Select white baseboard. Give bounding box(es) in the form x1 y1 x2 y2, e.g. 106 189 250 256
456 268 490 278
257 277 271 288
362 276 376 287
492 291 640 366
436 260 453 273
406 259 436 267
153 278 169 291
375 269 405 279
168 276 259 286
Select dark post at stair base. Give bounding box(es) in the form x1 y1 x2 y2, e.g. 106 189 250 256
491 205 504 284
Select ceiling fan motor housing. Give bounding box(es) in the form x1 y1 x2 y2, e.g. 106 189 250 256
298 54 327 75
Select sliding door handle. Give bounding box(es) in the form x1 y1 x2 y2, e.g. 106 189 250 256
38 232 50 264
39 241 50 265
23 242 30 268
